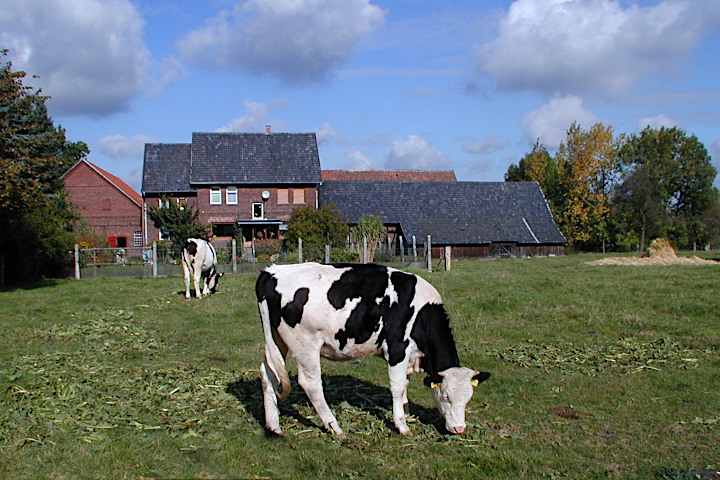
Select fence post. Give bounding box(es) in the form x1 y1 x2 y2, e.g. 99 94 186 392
74 244 81 280
298 238 303 263
412 236 417 261
152 242 158 277
232 238 237 273
445 246 452 271
399 236 404 263
426 235 432 272
325 244 331 264
363 237 368 264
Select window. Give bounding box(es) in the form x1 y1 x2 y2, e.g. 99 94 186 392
213 223 235 237
292 188 305 204
277 188 289 204
226 187 238 205
158 198 169 208
178 198 187 210
252 203 264 220
134 231 142 247
210 187 222 205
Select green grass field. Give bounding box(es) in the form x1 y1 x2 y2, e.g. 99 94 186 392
1 254 719 479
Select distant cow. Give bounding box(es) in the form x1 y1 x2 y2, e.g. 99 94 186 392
256 262 490 437
181 238 222 299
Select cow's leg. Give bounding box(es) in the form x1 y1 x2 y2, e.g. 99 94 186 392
388 363 411 435
260 356 282 435
295 353 345 438
201 273 210 297
193 269 203 298
182 262 192 299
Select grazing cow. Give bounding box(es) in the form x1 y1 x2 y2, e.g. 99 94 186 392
181 238 222 299
256 262 490 437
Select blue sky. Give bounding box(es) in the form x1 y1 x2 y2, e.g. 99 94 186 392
2 0 720 192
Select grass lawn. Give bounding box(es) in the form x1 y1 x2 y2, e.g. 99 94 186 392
1 253 719 479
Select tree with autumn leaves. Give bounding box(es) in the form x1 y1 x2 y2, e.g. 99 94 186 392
506 122 719 251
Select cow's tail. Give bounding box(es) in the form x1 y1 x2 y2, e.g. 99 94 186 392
259 299 291 400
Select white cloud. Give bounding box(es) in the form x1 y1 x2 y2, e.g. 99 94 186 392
474 0 720 96
521 95 600 148
636 114 680 131
0 0 151 116
216 99 288 132
177 0 386 84
385 135 451 170
315 123 345 145
461 134 506 155
342 148 378 170
96 134 155 159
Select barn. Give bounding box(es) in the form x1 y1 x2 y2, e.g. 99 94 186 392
319 180 566 258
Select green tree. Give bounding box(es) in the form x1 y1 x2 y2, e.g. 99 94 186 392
505 140 562 213
146 198 209 248
0 52 87 283
555 122 623 249
284 204 349 251
616 126 718 248
354 214 385 263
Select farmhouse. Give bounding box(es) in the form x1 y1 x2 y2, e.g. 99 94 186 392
319 180 565 258
141 130 322 246
62 158 143 247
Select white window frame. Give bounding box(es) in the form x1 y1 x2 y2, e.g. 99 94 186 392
134 231 142 247
226 187 238 205
210 187 222 205
252 203 264 220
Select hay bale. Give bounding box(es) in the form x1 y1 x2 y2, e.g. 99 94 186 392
642 238 677 259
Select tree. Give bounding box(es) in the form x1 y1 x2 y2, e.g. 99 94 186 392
616 126 718 248
555 122 623 249
146 198 209 248
354 214 385 262
0 51 88 283
505 140 561 213
284 204 349 251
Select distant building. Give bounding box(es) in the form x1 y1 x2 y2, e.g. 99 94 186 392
62 158 143 247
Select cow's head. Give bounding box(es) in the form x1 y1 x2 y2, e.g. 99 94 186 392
425 367 491 434
208 270 223 293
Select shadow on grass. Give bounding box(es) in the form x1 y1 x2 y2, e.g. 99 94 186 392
227 374 444 436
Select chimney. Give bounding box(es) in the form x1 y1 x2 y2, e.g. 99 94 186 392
265 125 272 134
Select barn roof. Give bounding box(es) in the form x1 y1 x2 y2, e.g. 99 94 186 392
142 143 193 194
190 132 321 185
322 170 457 182
319 181 566 245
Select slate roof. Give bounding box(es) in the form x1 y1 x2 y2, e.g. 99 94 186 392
189 132 321 185
142 143 193 194
322 170 457 182
319 181 566 245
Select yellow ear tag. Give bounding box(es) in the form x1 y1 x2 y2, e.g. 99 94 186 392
431 382 439 389
471 379 479 387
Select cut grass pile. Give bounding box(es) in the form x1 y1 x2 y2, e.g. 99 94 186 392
1 254 719 479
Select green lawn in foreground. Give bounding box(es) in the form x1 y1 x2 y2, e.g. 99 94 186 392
1 253 719 479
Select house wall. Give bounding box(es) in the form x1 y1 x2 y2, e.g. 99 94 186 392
64 162 142 246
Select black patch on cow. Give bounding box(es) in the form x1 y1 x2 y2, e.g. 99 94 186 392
281 287 309 328
256 271 283 330
329 265 391 350
410 303 461 384
184 239 198 256
376 271 416 366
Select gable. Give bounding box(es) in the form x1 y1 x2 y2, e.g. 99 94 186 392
63 159 142 207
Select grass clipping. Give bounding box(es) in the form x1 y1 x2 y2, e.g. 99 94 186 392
589 238 717 266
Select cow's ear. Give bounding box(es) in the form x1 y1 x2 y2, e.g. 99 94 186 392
424 374 442 388
471 371 491 386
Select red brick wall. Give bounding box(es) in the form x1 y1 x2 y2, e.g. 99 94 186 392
64 162 142 246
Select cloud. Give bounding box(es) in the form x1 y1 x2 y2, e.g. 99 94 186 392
385 135 451 170
521 95 600 148
460 134 506 155
636 114 680 131
474 0 720 96
0 0 151 116
315 123 345 145
96 134 155 160
216 99 288 132
342 148 378 170
177 0 386 84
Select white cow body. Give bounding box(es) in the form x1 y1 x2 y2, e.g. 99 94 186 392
256 262 490 437
181 238 222 299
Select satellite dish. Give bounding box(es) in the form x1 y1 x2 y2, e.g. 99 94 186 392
261 190 271 201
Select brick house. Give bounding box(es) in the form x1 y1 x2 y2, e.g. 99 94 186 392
141 131 322 246
62 158 143 247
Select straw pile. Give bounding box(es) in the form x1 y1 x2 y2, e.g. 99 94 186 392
589 239 717 266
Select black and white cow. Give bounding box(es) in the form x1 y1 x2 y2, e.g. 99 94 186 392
256 262 490 437
181 238 222 299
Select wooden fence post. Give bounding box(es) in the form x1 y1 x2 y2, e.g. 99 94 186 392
427 235 432 272
152 242 158 277
444 246 452 271
412 236 417 261
232 238 237 273
399 236 404 263
298 238 303 263
74 244 80 280
325 244 331 264
363 237 368 264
